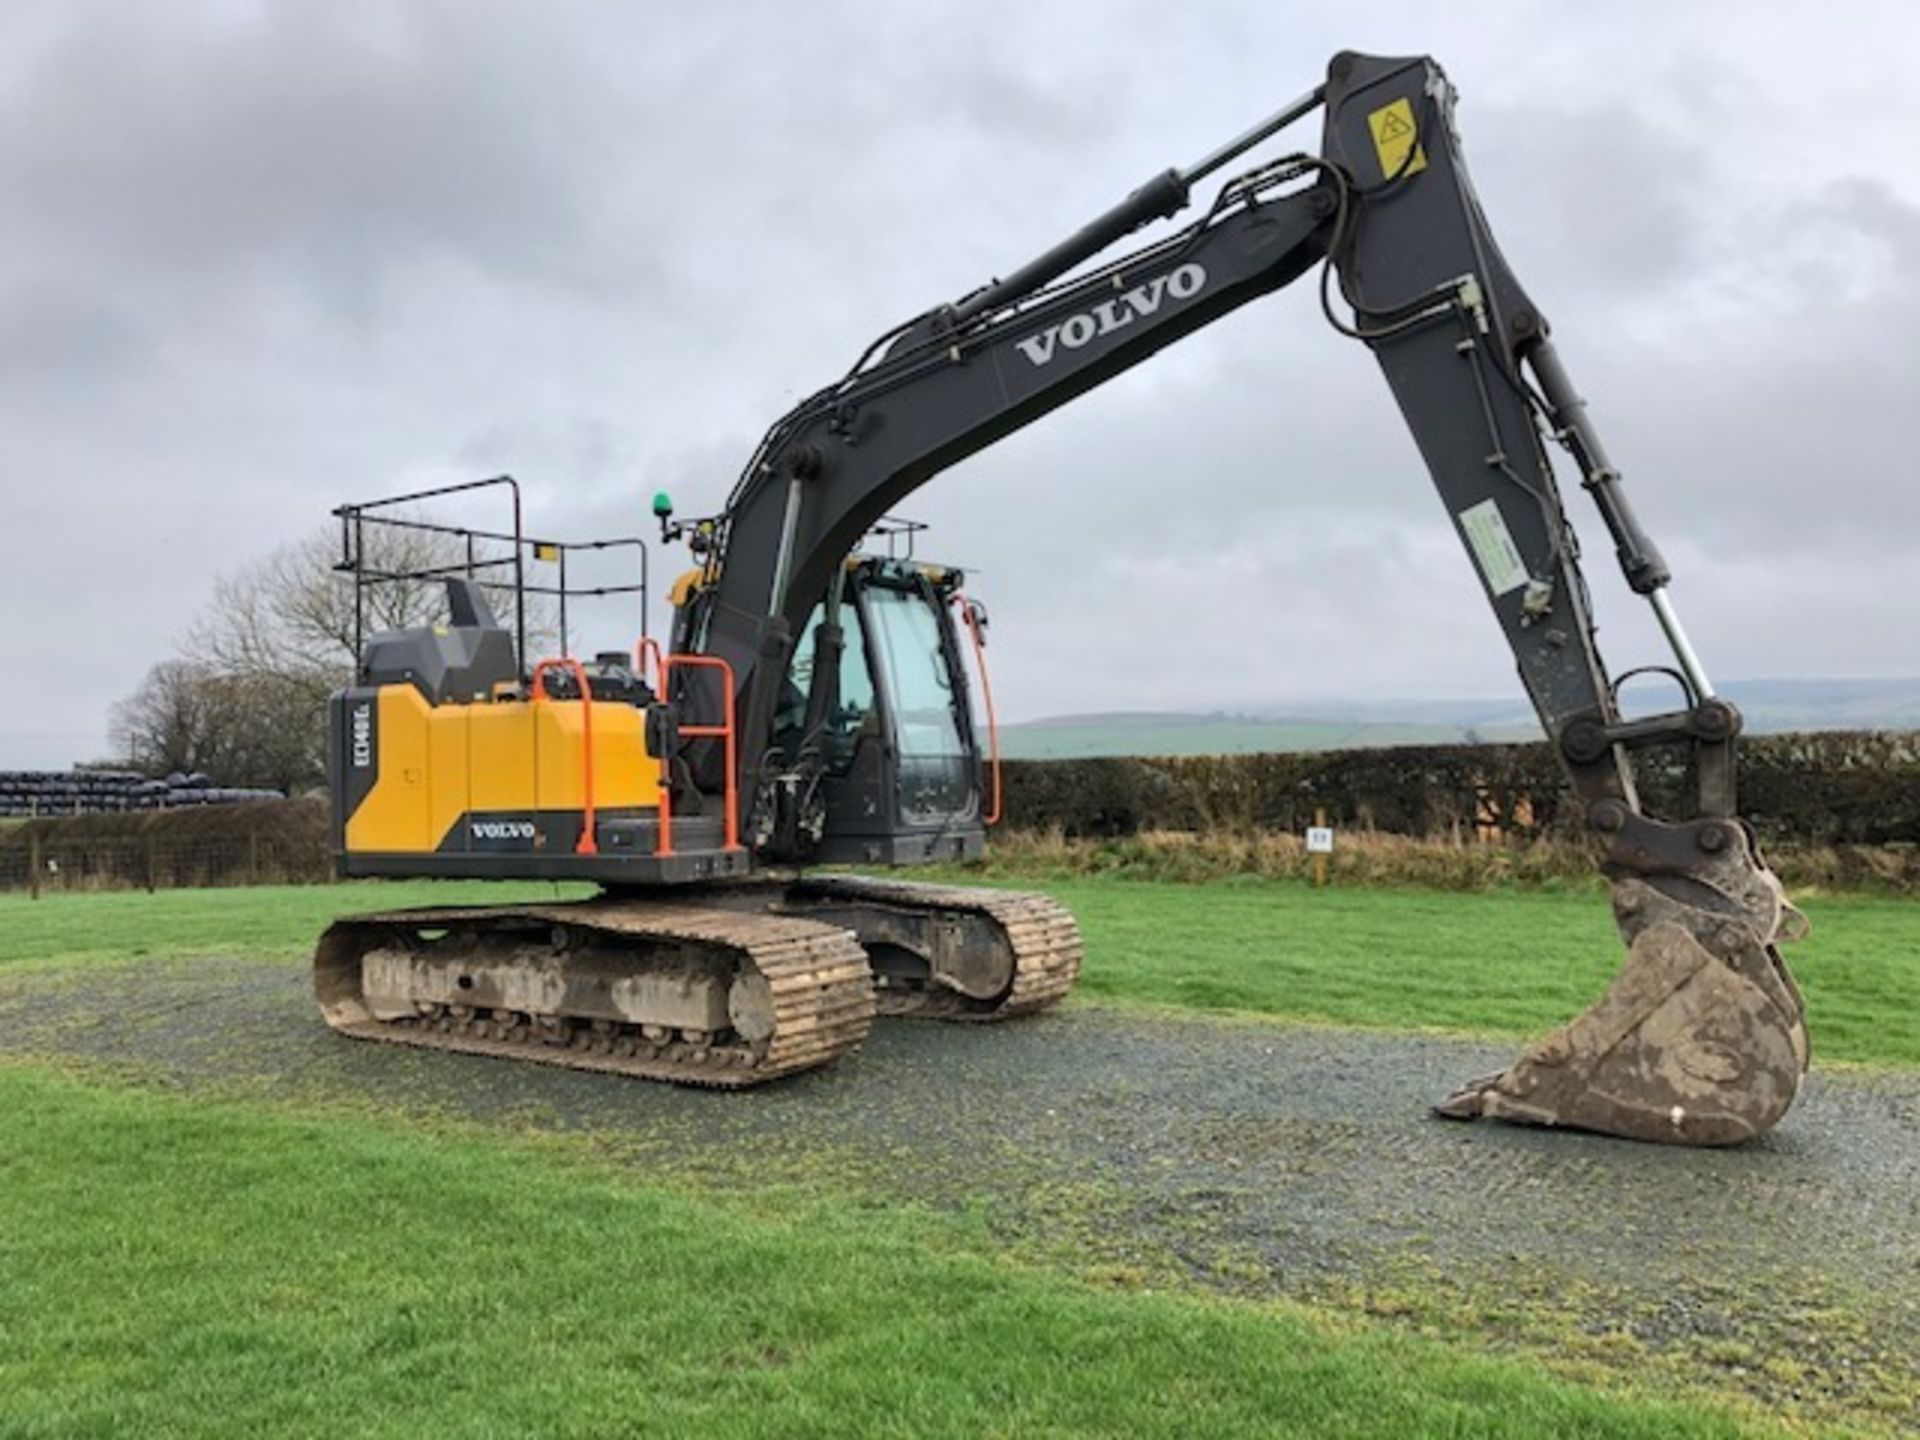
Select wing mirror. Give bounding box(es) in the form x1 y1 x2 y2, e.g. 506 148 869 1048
964 597 990 646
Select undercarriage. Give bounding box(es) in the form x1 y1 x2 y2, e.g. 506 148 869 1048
314 877 1082 1086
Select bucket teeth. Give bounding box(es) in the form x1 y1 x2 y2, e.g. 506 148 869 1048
1435 921 1806 1146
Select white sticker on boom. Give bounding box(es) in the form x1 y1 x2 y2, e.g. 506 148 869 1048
1457 499 1529 597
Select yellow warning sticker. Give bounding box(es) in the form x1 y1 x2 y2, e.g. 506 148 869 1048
1367 97 1427 182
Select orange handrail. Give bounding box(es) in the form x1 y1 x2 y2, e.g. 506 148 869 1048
635 644 742 857
668 654 741 852
636 636 666 694
634 636 673 851
530 657 598 856
952 593 1002 826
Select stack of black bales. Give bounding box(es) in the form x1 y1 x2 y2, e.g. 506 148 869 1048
0 770 283 817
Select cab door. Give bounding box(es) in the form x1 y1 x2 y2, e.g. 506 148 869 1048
785 561 984 864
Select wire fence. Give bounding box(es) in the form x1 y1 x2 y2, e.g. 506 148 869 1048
1 831 331 898
0 801 332 898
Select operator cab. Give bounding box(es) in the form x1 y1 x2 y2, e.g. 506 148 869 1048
778 554 987 864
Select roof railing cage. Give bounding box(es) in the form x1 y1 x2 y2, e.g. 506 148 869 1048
866 515 928 561
333 474 649 673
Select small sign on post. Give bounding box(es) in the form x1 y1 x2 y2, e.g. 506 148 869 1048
1306 808 1334 887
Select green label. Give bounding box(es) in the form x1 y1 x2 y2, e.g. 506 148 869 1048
1458 500 1529 598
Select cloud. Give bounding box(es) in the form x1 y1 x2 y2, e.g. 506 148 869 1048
1 2 1915 764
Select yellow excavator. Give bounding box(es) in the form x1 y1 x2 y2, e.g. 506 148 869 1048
315 50 1808 1146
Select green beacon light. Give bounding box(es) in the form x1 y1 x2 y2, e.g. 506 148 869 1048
651 490 674 520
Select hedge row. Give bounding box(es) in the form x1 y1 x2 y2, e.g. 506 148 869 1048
998 730 1920 846
5 731 1917 895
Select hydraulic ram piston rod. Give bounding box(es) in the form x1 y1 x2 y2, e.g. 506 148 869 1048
946 83 1327 327
1649 587 1715 701
1522 339 1714 697
1180 83 1327 186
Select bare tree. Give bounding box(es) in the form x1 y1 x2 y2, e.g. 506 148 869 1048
188 523 499 680
109 661 324 792
109 660 215 777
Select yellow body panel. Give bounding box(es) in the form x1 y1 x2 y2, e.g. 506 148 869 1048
345 687 436 853
467 703 536 815
428 697 472 841
347 684 660 855
667 566 709 607
533 699 653 812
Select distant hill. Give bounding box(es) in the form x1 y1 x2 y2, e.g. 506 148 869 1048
997 679 1920 760
998 714 1528 760
1706 678 1920 731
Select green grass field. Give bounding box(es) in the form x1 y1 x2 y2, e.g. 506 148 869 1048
1 875 1913 1436
0 1065 1766 1440
4 875 1913 1065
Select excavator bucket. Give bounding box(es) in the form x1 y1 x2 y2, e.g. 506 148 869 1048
1436 887 1810 1146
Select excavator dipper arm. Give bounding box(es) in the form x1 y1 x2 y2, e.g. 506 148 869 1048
682 50 1808 1146
1318 53 1807 1143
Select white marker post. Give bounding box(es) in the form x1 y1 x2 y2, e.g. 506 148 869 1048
1306 807 1334 888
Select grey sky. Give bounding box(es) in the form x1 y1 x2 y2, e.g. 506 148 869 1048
3 2 1914 767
